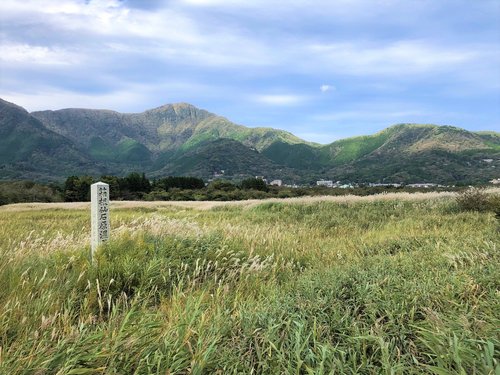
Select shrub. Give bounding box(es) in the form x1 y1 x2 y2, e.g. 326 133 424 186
488 194 500 216
455 187 492 212
240 178 268 192
208 180 237 192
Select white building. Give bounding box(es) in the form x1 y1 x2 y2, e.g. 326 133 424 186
369 183 402 188
270 179 282 186
316 180 334 187
407 183 437 188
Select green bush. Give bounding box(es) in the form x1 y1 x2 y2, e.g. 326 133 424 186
488 193 500 215
240 178 268 192
456 187 491 212
0 180 63 204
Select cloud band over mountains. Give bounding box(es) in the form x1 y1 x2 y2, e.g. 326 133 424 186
1 0 499 142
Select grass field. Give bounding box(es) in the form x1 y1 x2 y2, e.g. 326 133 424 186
0 192 499 374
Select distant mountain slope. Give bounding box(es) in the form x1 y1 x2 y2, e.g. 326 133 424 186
0 99 103 180
32 103 306 155
1 98 498 183
261 124 500 183
337 125 498 183
323 124 494 161
151 138 300 180
474 131 500 150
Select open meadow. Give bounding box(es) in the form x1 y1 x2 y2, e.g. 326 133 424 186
0 192 499 374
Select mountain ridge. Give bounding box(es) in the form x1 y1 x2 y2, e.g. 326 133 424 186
1 98 498 184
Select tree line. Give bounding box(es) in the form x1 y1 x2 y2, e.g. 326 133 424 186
63 173 271 201
0 172 470 205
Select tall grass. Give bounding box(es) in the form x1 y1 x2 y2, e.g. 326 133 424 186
0 194 498 374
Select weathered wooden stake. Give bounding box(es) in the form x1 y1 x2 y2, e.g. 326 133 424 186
91 182 110 261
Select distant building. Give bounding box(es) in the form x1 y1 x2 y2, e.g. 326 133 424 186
270 179 282 186
316 180 334 188
407 183 438 188
490 178 500 185
213 169 225 177
483 159 494 163
369 183 402 188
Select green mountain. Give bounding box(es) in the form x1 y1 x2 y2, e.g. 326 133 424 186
261 124 500 183
31 103 305 154
1 98 498 183
0 99 104 180
328 125 500 183
150 138 300 180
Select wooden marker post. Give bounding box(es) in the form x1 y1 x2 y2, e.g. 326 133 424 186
91 182 110 261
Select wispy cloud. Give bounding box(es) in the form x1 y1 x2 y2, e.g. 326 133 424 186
253 94 308 106
307 40 487 76
0 43 83 66
0 0 498 139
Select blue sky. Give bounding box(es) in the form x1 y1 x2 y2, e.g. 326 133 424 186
0 0 499 143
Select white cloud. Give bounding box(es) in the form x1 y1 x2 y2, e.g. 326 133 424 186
320 84 333 93
307 40 483 76
1 89 144 113
0 0 129 35
1 0 496 78
0 43 84 66
0 0 498 136
180 0 250 6
0 0 282 71
253 94 308 106
0 79 219 113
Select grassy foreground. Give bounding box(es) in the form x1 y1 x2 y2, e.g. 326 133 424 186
0 194 499 374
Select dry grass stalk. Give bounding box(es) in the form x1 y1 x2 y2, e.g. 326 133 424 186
5 189 499 212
